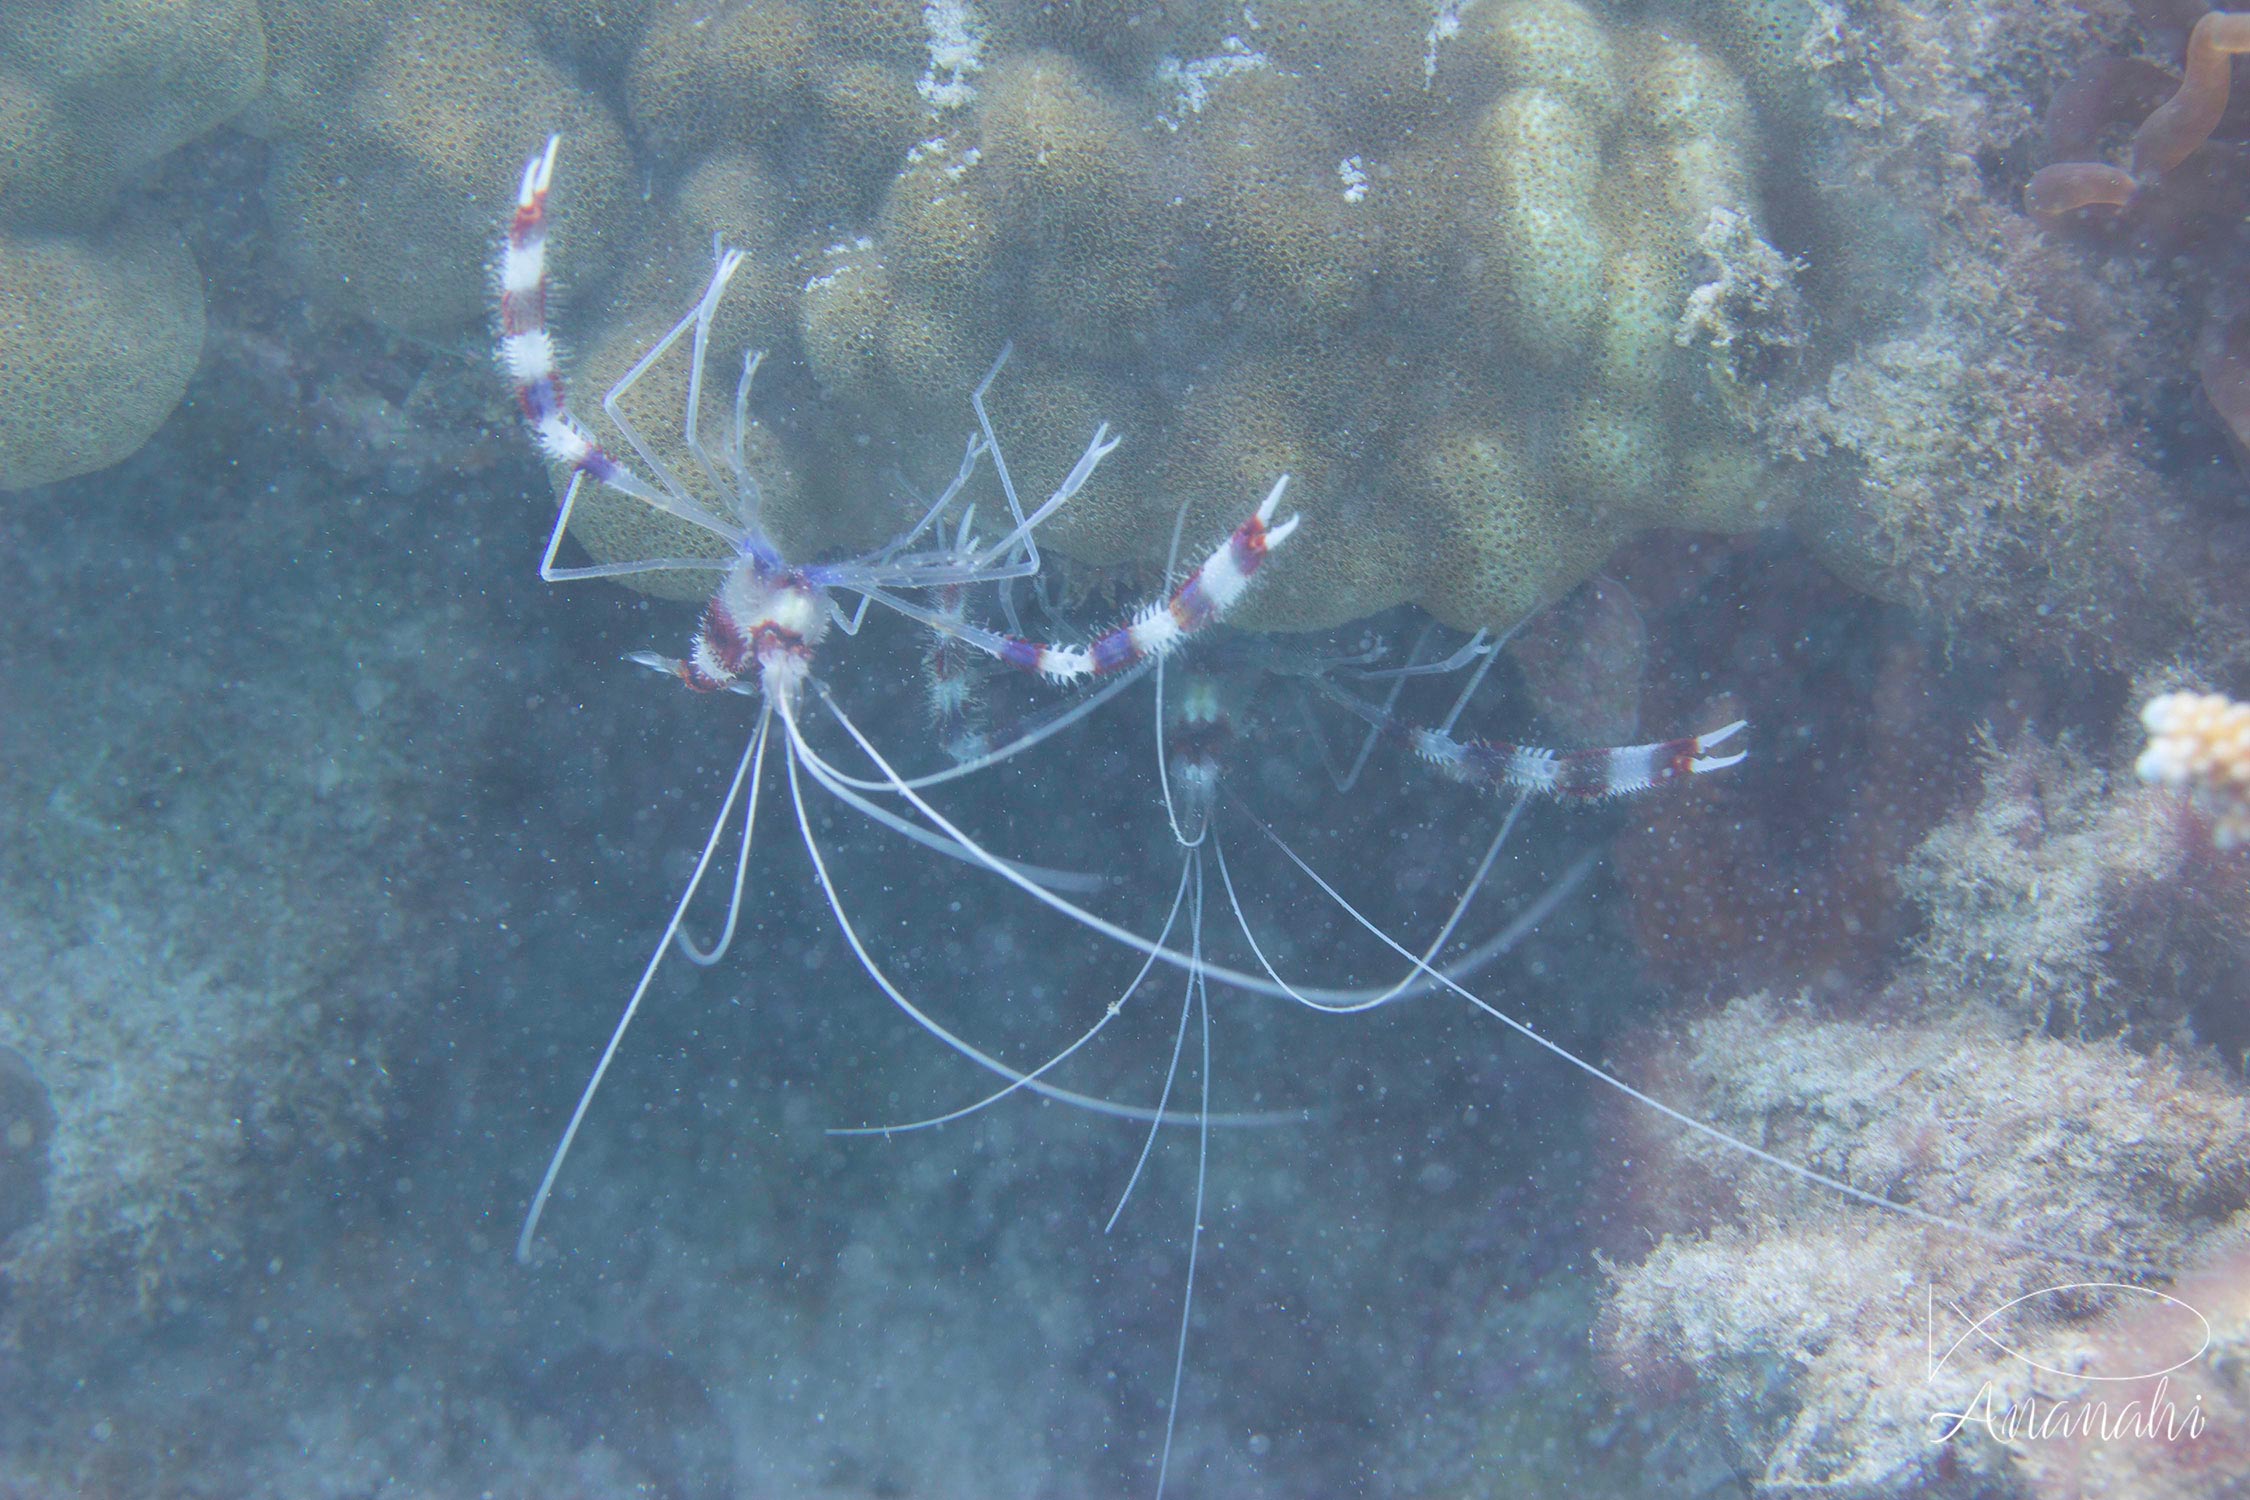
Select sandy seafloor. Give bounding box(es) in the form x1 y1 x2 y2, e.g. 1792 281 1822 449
0 200 1688 1497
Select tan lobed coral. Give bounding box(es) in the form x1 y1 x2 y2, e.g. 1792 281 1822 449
26 0 2184 653
0 218 205 492
0 0 1936 632
500 0 1812 633
0 0 266 231
0 0 257 492
251 0 636 344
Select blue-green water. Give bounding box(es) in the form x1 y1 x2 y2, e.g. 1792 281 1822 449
5 3 2250 1498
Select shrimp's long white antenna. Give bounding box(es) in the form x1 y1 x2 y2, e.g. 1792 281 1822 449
826 855 1195 1137
1231 806 2163 1275
810 757 1107 894
679 709 771 965
798 684 1550 1010
1156 861 1210 1500
1108 860 1204 1236
1088 842 1211 1500
517 707 769 1263
783 704 1260 1126
1214 787 1533 1016
804 687 2157 1274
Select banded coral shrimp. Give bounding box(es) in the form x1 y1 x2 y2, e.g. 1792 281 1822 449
493 137 2173 1496
496 135 1311 1269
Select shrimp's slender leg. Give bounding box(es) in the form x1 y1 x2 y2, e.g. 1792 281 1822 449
596 248 749 540
972 419 1122 569
516 708 769 1263
966 344 1034 565
537 471 739 584
722 351 767 529
679 244 749 501
876 434 988 565
815 418 1122 595
1436 626 1505 738
1310 626 1430 792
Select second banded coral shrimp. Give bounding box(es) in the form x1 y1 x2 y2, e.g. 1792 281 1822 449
814 577 2177 1493
496 134 1302 1263
812 599 1762 1492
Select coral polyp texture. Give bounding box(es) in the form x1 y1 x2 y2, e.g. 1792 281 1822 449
0 218 205 491
2138 690 2250 850
5 0 2238 673
0 0 251 490
0 0 1836 614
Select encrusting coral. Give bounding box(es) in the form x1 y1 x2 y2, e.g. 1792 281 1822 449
2023 3 2250 460
1733 0 2250 670
1597 722 2250 1497
1599 992 2250 1496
